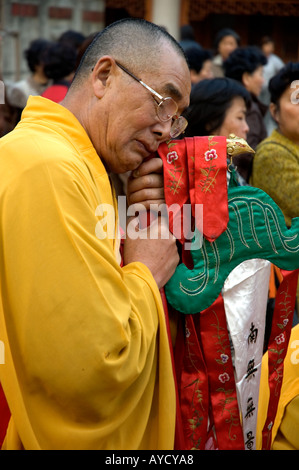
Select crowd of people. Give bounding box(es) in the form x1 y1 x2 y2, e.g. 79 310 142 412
0 18 298 450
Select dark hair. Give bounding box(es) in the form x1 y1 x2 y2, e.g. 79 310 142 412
42 42 77 81
183 77 251 136
184 46 212 73
269 61 299 105
214 28 240 50
180 24 196 41
73 18 186 86
24 38 51 72
224 46 267 83
58 30 86 52
260 36 274 47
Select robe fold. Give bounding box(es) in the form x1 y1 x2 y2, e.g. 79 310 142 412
0 96 175 450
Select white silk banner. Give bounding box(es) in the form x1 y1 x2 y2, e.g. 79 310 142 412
222 259 271 450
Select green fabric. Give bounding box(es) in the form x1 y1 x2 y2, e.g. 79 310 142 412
165 185 299 314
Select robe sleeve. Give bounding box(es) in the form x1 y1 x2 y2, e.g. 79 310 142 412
0 154 175 450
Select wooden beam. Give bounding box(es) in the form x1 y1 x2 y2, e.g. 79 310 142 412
180 0 190 25
144 0 153 22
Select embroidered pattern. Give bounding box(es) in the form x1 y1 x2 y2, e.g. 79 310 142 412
204 148 218 161
183 318 207 450
211 310 241 442
185 378 205 450
164 141 185 195
167 163 185 195
269 282 294 396
166 150 179 164
199 137 220 193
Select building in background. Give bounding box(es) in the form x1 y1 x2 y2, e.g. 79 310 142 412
181 0 299 64
0 0 299 83
0 0 106 82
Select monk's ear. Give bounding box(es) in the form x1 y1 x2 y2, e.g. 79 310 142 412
91 56 115 99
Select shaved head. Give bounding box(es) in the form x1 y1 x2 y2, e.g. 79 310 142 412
72 18 186 88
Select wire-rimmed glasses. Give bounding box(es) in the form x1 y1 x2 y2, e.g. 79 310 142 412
115 61 188 139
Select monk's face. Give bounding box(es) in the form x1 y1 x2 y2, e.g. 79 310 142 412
90 45 190 174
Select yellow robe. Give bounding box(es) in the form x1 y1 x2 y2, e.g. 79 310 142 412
0 96 176 450
256 324 299 450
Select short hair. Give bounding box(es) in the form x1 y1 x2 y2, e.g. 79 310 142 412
224 46 267 83
72 18 186 87
42 42 77 80
183 77 251 137
269 61 299 105
180 24 196 41
24 38 51 72
58 30 86 52
214 28 240 50
260 35 274 47
184 46 212 73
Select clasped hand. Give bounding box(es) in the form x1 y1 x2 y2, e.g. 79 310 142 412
124 157 179 289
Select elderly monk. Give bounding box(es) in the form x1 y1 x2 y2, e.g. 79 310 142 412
0 19 191 450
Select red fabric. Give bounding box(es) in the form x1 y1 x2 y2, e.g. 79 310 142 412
174 294 245 450
261 268 299 449
42 84 68 103
193 136 228 242
0 383 10 448
174 314 210 449
158 137 229 244
199 294 244 449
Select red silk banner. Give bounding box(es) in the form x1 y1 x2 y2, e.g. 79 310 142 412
193 136 228 242
158 137 229 244
174 314 210 450
0 383 10 448
261 268 299 450
199 294 245 449
174 293 245 450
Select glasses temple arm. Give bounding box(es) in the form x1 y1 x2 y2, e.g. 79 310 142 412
115 61 164 101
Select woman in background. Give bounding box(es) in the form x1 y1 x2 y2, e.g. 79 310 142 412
184 46 214 84
224 46 268 180
251 62 299 228
212 28 240 77
41 42 77 103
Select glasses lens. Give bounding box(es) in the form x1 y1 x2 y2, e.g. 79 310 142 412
157 97 178 122
170 116 188 139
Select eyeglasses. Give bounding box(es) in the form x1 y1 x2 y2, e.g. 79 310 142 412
115 61 188 139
